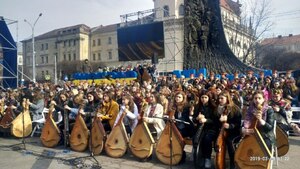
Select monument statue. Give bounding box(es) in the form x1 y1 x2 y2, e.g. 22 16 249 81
184 0 258 74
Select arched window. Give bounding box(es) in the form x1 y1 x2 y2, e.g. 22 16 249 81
163 5 169 17
179 4 185 16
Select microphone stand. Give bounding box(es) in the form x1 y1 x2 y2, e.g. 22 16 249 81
88 112 100 167
153 116 190 169
69 112 101 169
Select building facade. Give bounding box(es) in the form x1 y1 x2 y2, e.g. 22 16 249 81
22 24 90 81
261 34 300 53
22 0 254 82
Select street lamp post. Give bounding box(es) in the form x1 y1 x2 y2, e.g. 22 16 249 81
24 13 42 83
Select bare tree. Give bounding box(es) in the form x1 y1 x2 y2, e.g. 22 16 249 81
238 0 274 65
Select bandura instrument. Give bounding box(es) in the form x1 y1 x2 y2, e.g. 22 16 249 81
89 112 106 155
215 107 228 169
235 105 272 169
276 125 289 157
129 102 155 160
155 111 184 165
40 104 61 148
11 99 32 138
105 108 129 158
0 98 5 117
69 111 89 152
0 107 15 129
193 121 205 168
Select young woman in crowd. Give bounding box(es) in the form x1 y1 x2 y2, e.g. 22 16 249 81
143 91 165 140
98 91 119 132
192 90 217 168
114 93 138 135
215 91 242 169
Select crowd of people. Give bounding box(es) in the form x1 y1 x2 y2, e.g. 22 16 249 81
1 69 300 169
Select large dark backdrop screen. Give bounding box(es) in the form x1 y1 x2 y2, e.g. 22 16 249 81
117 22 164 61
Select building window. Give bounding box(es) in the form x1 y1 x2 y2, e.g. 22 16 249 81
73 53 76 60
68 54 71 61
69 40 71 47
98 39 101 46
41 56 44 64
55 43 58 49
93 53 96 61
93 40 96 46
45 43 48 50
42 71 44 77
73 40 76 46
41 44 44 50
64 41 67 47
64 54 66 61
46 70 49 75
98 53 101 60
108 37 112 44
243 43 247 49
45 55 48 63
179 4 184 16
229 37 234 45
108 51 112 60
163 5 169 17
237 41 241 47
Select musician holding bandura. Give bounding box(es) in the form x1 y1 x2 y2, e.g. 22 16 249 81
192 91 217 169
143 92 165 140
215 91 242 169
243 90 275 153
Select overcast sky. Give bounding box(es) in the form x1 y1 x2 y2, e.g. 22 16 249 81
1 0 299 42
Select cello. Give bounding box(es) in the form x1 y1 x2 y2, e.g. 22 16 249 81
105 107 129 158
215 106 228 169
235 105 272 169
69 108 89 152
40 103 61 148
89 110 106 155
155 110 185 165
11 99 32 138
129 101 155 160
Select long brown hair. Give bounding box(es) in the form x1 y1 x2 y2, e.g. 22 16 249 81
170 91 187 113
217 90 240 116
122 94 135 113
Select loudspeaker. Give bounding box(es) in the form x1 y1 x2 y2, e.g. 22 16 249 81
151 52 158 64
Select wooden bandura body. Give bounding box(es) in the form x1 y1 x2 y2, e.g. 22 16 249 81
276 125 289 157
193 124 205 168
155 112 184 165
105 112 128 158
235 106 272 169
40 104 61 148
90 116 106 155
69 113 89 152
0 107 15 129
215 108 228 169
129 103 154 159
10 99 32 138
